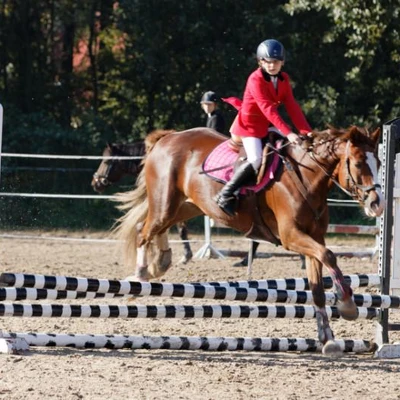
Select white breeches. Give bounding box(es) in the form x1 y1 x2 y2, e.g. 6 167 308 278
241 136 263 171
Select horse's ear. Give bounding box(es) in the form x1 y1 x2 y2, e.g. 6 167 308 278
106 142 112 149
348 126 359 136
347 126 363 143
370 127 381 146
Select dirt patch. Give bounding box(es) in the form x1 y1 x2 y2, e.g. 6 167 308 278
1 232 400 400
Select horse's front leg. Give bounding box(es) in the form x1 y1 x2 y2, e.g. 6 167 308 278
282 232 357 356
306 256 342 356
319 248 357 321
285 233 357 321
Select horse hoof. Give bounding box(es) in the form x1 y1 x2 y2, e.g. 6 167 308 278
126 296 137 303
322 340 342 357
232 260 247 267
338 299 358 321
124 275 149 283
178 256 192 265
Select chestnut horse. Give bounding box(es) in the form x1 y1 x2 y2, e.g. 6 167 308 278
91 135 193 264
115 126 384 355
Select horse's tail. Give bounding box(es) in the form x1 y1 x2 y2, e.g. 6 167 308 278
144 129 175 154
113 168 148 271
113 129 175 272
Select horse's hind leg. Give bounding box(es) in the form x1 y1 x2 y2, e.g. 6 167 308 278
139 194 202 280
146 204 203 277
125 240 153 282
177 222 193 264
148 232 173 278
127 233 172 281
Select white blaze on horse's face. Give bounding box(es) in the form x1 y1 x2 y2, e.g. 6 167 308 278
365 151 385 217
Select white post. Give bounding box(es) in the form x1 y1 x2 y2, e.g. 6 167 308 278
193 216 225 259
0 104 3 186
391 153 400 295
246 240 254 279
375 156 400 358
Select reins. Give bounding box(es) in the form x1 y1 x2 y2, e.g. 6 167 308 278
201 132 379 219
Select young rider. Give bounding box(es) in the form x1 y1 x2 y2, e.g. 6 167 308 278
215 39 312 216
200 91 227 136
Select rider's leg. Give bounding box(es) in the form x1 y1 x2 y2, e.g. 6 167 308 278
214 137 262 217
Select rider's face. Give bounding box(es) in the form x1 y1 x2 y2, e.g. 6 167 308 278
201 102 216 114
260 59 284 76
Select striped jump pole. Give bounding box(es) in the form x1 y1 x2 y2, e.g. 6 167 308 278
326 224 379 235
0 303 379 319
0 332 373 353
0 288 128 301
192 274 380 290
0 272 380 294
0 287 399 309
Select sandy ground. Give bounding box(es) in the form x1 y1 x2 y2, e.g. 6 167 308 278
1 231 400 400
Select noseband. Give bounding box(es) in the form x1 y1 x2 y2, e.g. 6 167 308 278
93 159 116 188
343 141 381 204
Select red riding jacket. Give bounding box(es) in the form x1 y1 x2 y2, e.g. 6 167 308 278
224 68 311 138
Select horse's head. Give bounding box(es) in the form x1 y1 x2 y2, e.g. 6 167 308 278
91 143 127 193
333 126 384 217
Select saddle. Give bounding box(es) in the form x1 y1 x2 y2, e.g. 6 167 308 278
202 131 284 193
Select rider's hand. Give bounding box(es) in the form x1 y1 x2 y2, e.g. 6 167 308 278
287 132 302 145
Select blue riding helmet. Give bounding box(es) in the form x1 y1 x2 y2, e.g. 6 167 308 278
256 39 285 61
200 91 218 104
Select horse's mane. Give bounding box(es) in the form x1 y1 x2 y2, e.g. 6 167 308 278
112 141 145 157
309 125 376 148
145 129 176 154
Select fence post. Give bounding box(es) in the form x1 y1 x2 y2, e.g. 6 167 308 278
193 216 225 259
0 104 3 186
376 118 399 347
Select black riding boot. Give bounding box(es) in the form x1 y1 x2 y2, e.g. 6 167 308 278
214 161 256 217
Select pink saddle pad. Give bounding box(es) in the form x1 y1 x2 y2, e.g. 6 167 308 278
202 140 282 193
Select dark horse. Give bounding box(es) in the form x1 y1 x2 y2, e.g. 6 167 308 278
115 126 384 356
91 133 193 264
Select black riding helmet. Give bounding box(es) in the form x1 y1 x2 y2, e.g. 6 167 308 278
256 39 285 61
200 91 218 104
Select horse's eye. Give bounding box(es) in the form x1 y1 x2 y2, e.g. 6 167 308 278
354 162 363 169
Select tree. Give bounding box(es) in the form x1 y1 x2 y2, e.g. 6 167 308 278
285 0 400 126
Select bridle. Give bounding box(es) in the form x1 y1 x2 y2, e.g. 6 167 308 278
342 141 381 204
307 138 380 205
92 158 116 188
92 147 143 189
